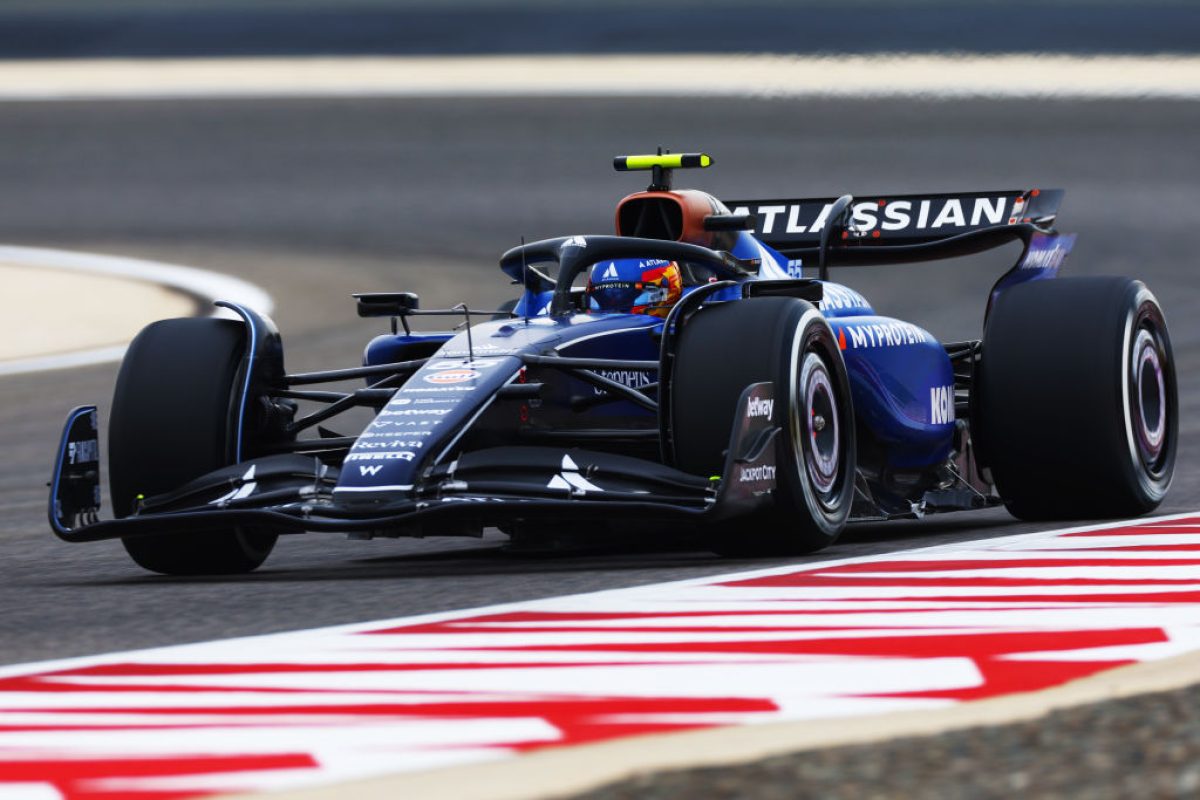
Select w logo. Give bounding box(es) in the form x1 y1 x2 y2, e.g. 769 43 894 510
547 455 603 494
359 465 384 477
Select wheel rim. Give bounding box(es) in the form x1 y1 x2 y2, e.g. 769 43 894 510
797 352 841 502
1129 324 1168 473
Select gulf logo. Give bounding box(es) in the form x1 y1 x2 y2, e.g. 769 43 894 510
424 368 480 385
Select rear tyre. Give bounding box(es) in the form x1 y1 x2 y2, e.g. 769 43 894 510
975 276 1176 520
110 318 277 575
671 297 856 556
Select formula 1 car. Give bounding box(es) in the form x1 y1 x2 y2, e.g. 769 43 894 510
50 152 1177 574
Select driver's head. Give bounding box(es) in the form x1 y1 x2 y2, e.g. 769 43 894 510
586 258 682 318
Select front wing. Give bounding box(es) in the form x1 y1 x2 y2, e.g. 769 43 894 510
49 384 779 543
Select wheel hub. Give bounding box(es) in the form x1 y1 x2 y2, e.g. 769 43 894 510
1131 326 1167 467
799 354 840 496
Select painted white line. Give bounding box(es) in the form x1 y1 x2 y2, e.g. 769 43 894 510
0 244 274 377
2 54 1200 101
3 510 1200 800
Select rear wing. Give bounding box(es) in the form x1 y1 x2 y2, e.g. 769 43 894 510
725 189 1065 272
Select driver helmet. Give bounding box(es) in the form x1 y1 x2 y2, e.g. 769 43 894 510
586 258 682 318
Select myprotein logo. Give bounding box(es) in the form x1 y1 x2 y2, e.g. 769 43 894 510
843 321 930 350
930 385 955 425
747 397 774 419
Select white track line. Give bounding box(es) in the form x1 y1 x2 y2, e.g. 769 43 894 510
0 244 273 377
2 54 1200 101
4 511 1200 800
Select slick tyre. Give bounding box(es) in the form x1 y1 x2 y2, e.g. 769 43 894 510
671 297 856 556
110 318 277 575
975 276 1176 520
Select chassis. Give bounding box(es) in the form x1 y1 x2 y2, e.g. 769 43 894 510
50 152 1177 573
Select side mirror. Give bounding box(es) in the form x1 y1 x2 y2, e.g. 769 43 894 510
703 213 755 232
354 292 420 318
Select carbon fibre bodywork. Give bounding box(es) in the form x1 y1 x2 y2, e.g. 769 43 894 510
50 164 1077 546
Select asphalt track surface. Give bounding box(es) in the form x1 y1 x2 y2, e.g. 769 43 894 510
2 1 1199 58
1 96 1199 668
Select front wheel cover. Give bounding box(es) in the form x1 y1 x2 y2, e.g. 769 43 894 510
780 312 856 541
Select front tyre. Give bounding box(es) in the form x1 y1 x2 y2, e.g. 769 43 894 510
670 297 856 556
110 318 278 575
975 276 1177 520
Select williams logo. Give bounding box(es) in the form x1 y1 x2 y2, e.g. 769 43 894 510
746 396 774 419
547 454 603 494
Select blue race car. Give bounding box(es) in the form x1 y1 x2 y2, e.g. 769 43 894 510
50 152 1177 573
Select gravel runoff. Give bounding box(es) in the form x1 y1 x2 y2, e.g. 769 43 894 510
563 682 1200 800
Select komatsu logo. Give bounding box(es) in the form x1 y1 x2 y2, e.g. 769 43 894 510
747 397 774 419
930 385 955 425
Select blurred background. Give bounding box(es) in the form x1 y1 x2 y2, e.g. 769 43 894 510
3 0 1199 58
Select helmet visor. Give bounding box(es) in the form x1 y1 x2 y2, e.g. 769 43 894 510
588 281 668 313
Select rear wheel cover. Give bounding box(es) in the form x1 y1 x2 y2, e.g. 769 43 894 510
1122 289 1176 503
